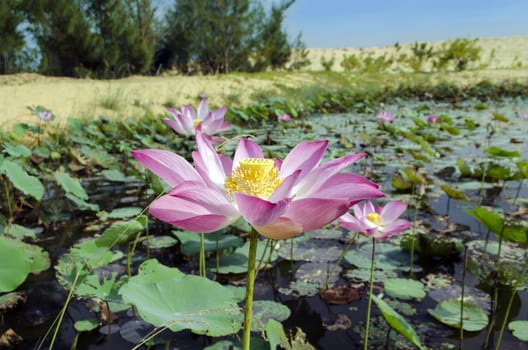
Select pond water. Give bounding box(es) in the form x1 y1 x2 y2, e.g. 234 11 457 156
1 98 528 349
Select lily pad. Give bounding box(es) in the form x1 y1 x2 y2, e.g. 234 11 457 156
509 320 528 342
428 298 488 331
251 300 291 332
119 259 241 336
384 278 426 300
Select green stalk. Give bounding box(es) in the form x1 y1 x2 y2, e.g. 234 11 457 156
200 233 206 277
459 245 469 349
363 238 376 350
48 269 82 349
495 254 528 350
242 228 259 350
324 234 356 290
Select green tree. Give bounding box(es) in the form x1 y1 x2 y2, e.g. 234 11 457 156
24 0 102 76
86 0 152 77
253 0 294 71
0 0 25 74
157 0 302 74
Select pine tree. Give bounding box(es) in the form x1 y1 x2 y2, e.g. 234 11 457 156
86 0 152 77
254 0 294 71
24 0 102 76
0 0 25 74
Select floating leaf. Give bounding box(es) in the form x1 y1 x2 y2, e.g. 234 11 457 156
54 171 88 200
265 319 291 350
4 224 36 239
142 235 178 249
74 318 100 332
440 183 471 201
492 112 509 122
372 295 427 350
384 278 426 300
509 320 528 342
428 298 488 331
0 237 31 293
65 193 99 211
119 259 241 336
99 207 143 220
2 143 31 158
0 159 44 201
95 218 145 247
173 229 244 257
252 300 291 332
485 146 520 158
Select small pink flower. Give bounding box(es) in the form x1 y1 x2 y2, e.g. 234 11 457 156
164 97 231 138
427 115 438 124
37 110 54 121
520 113 528 120
277 113 291 122
339 200 411 241
377 111 394 124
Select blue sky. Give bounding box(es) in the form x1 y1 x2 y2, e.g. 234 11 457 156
283 0 528 48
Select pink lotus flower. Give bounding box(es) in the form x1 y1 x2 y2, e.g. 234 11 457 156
377 111 394 124
37 110 54 121
277 113 292 122
520 113 528 120
164 97 231 137
132 131 384 240
427 114 438 124
339 200 411 241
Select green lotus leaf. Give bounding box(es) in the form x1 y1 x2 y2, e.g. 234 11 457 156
384 278 426 300
428 298 488 331
119 259 241 336
0 159 44 201
509 320 528 342
0 237 31 293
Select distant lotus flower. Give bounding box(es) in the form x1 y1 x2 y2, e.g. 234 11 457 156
427 114 438 124
339 200 411 241
132 130 383 240
164 98 231 138
520 113 528 120
37 110 54 121
277 113 292 122
377 111 394 124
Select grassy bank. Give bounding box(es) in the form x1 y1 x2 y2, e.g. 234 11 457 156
1 36 527 130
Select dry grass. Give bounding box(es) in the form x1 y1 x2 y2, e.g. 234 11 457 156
1 36 527 130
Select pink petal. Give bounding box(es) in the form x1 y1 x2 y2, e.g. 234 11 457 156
284 197 351 231
164 117 193 135
131 149 203 187
253 217 303 240
234 193 290 226
195 129 227 187
196 99 209 120
308 174 384 204
380 200 408 223
268 170 301 202
150 182 239 232
233 139 263 168
280 140 328 179
294 153 367 195
339 213 366 233
380 219 411 238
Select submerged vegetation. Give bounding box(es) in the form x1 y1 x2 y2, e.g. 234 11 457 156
0 73 527 348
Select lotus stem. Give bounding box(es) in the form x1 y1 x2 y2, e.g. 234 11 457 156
242 228 259 350
324 233 356 290
363 238 376 350
459 245 469 349
200 233 206 277
495 253 528 350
